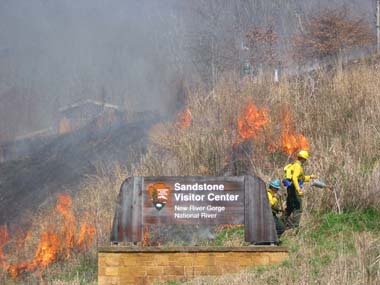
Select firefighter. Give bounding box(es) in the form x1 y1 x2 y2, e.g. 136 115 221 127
267 179 285 238
283 150 317 229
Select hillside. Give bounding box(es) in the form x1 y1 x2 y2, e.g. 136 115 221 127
1 62 380 284
117 62 380 284
0 114 159 227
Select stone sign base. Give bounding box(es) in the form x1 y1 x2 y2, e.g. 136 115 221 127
98 246 289 285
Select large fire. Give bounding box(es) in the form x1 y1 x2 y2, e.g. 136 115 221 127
0 193 96 278
237 101 269 142
274 108 309 155
236 101 309 155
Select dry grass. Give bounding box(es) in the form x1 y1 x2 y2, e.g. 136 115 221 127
2 61 380 283
137 62 380 210
72 163 128 248
285 63 380 210
135 63 380 284
152 210 379 285
180 231 380 285
0 163 127 283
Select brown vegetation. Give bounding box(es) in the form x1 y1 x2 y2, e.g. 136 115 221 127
245 24 279 69
293 8 374 62
2 60 380 283
138 60 380 210
0 165 125 283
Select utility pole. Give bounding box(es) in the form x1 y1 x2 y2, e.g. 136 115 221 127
377 0 380 54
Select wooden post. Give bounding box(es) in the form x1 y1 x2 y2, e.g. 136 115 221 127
110 177 143 244
244 176 278 244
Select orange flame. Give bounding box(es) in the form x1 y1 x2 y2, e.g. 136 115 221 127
282 133 309 155
278 109 309 155
175 108 191 129
56 194 75 258
0 225 9 260
235 102 309 156
268 107 309 155
7 262 28 279
5 231 60 277
56 193 72 218
76 223 96 251
14 230 31 251
0 193 97 278
142 225 150 247
58 117 72 135
237 101 269 141
29 231 60 270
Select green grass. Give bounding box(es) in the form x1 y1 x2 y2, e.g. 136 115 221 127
309 209 380 246
207 226 246 246
199 209 380 283
47 255 97 285
161 281 182 285
293 209 380 278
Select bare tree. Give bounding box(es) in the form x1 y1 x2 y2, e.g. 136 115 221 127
184 0 241 88
293 7 375 63
245 24 279 71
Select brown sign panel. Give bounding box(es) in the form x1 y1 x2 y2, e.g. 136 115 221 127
143 177 244 225
110 176 278 245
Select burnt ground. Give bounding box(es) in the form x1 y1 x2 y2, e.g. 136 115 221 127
0 115 160 228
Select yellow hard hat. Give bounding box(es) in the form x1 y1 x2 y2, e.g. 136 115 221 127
297 150 309 160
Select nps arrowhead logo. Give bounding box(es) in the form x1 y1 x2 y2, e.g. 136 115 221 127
147 183 171 211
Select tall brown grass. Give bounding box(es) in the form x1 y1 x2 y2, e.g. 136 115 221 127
3 61 380 284
136 62 380 211
62 61 380 284
0 163 126 283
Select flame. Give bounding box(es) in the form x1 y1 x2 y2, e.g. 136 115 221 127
56 193 72 218
216 224 243 231
76 223 96 251
237 101 269 141
14 230 31 251
282 134 309 155
235 102 309 157
0 225 9 260
29 232 60 270
277 109 309 155
0 193 97 278
7 262 28 279
5 231 60 277
56 194 75 257
58 117 72 134
143 225 150 247
175 108 191 129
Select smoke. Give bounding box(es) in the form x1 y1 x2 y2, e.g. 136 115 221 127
0 0 186 139
0 0 374 140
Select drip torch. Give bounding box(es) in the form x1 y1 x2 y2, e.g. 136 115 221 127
311 179 341 214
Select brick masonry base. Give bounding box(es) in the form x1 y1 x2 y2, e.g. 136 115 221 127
98 246 289 285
